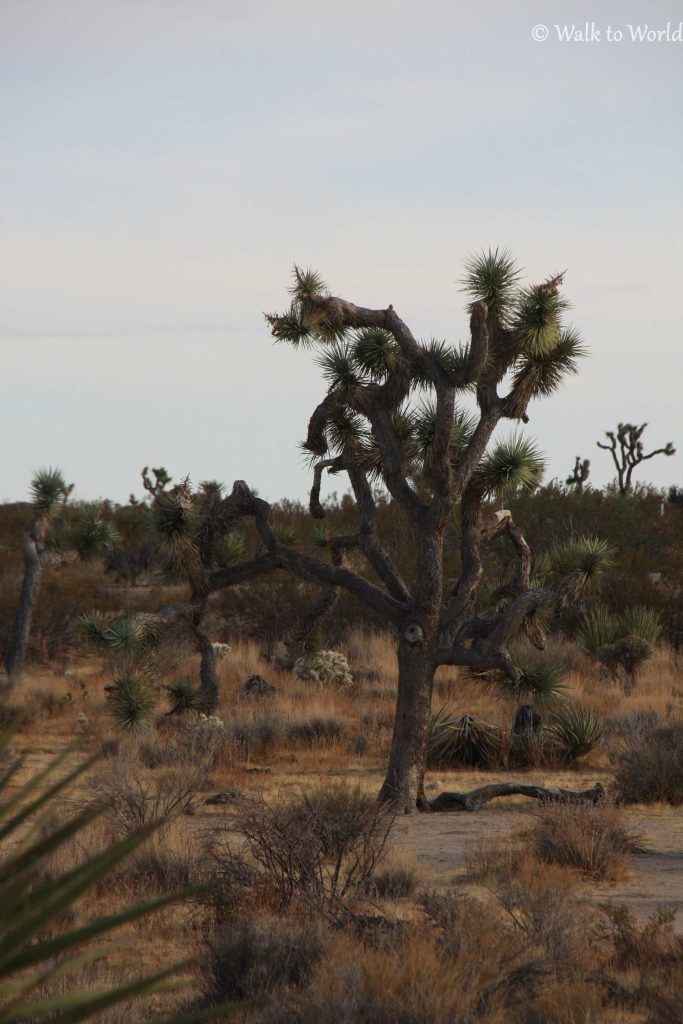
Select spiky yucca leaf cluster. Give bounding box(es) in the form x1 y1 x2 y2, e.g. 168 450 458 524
621 605 662 646
475 433 546 498
550 536 614 590
548 703 603 761
427 710 504 768
80 614 145 657
29 467 69 518
219 532 248 567
509 657 567 703
150 483 203 581
461 246 522 321
579 603 661 656
0 718 216 1023
68 504 119 561
510 325 586 399
106 674 156 731
165 677 204 715
579 607 620 654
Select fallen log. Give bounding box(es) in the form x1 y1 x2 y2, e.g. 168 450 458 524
429 781 605 812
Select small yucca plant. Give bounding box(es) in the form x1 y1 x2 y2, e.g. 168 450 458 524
509 657 567 704
548 703 603 762
579 606 620 654
621 605 662 646
165 677 204 715
427 709 503 768
106 674 156 731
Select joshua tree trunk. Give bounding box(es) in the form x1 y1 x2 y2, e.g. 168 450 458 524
197 638 219 713
4 535 43 684
379 641 436 812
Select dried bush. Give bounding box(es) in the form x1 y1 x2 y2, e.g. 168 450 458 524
230 712 286 760
89 758 203 839
612 720 683 805
368 863 417 900
287 716 345 746
528 801 642 880
203 915 326 1004
261 930 515 1024
207 782 393 922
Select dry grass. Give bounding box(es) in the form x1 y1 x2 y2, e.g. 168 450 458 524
3 631 683 1022
528 801 644 881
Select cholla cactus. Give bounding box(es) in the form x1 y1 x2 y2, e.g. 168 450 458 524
293 650 353 687
211 642 232 660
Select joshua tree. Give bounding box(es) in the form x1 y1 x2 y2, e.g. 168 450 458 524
3 469 71 684
597 422 675 495
117 253 611 809
566 456 590 491
3 472 120 686
249 253 611 811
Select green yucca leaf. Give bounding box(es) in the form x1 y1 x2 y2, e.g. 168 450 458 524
476 433 545 497
151 487 198 542
579 607 620 654
219 532 248 567
106 675 156 731
266 305 311 348
29 467 68 517
460 247 522 321
510 325 587 399
0 723 225 1024
351 327 401 378
79 611 110 647
165 678 202 715
69 505 120 561
289 265 327 302
420 339 471 380
551 536 614 587
548 703 603 760
620 605 662 645
317 343 364 400
509 658 567 703
103 617 145 655
325 406 365 454
273 524 298 547
512 280 569 356
427 708 503 768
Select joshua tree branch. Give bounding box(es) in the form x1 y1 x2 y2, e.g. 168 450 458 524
429 782 605 812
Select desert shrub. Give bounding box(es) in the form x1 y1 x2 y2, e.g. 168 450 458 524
612 721 683 805
230 712 286 759
262 928 518 1024
292 650 353 687
528 801 641 880
101 846 201 897
89 759 203 839
203 915 326 1004
369 863 417 900
207 782 393 922
287 716 345 745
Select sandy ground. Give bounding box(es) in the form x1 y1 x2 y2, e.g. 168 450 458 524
393 802 683 932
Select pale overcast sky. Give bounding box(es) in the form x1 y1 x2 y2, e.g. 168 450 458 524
1 0 681 505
